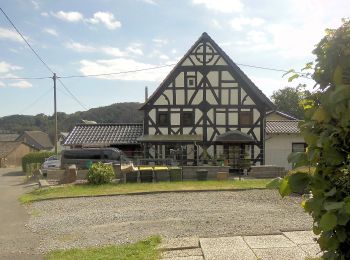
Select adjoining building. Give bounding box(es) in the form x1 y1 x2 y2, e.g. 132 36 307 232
16 131 54 151
265 111 305 170
0 141 38 168
63 123 143 157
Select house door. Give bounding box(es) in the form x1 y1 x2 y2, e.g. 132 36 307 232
228 145 241 167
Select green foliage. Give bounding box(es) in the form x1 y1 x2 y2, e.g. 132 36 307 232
280 19 350 259
266 177 283 189
270 85 311 119
22 151 55 172
87 162 115 184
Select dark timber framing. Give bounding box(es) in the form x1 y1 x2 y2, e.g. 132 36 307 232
140 32 275 165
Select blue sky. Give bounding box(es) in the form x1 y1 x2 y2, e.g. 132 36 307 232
0 0 349 117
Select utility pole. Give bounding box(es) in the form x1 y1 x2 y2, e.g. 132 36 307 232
53 73 58 155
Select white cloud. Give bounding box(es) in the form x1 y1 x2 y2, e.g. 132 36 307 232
9 80 32 88
101 47 125 57
53 11 84 22
126 43 143 55
211 19 222 29
64 41 144 58
159 54 169 60
64 41 96 52
0 61 22 73
152 38 168 46
192 0 243 13
79 58 172 81
43 28 58 37
229 16 265 31
0 27 23 42
51 11 121 30
141 0 158 4
0 61 32 88
87 12 121 30
251 75 315 97
41 12 49 17
31 1 39 10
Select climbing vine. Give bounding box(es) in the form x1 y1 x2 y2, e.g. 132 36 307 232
280 19 350 260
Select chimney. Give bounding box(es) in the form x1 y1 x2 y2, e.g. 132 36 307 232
145 86 148 102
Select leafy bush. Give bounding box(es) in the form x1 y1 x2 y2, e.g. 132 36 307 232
87 162 114 184
22 151 55 172
280 19 350 259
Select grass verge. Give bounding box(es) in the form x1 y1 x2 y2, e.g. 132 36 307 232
20 179 271 203
46 236 161 260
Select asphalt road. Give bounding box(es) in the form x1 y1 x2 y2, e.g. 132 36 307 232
0 168 42 260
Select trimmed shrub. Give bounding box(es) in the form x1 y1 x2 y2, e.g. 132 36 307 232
22 151 55 172
87 162 114 184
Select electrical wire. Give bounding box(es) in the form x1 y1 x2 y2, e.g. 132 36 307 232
58 79 89 110
0 7 90 111
0 7 54 74
58 64 176 79
18 87 52 114
57 63 311 79
0 76 52 80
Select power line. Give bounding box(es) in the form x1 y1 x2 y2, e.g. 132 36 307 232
58 64 176 79
58 79 89 110
0 76 51 80
0 7 54 74
18 87 52 114
57 63 311 79
0 7 89 112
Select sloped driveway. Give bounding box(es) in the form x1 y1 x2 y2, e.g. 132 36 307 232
0 168 42 260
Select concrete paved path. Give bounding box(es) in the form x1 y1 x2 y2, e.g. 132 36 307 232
159 231 322 260
0 168 43 260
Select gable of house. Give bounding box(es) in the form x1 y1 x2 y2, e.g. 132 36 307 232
140 32 275 164
266 111 298 121
16 131 53 150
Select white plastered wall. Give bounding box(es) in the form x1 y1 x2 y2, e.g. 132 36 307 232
265 133 305 170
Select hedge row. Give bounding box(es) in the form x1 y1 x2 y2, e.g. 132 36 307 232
22 151 55 172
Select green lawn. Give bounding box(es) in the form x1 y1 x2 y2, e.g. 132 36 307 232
20 179 271 203
46 236 161 260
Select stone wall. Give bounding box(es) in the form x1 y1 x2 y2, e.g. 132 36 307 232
182 166 230 180
249 165 287 178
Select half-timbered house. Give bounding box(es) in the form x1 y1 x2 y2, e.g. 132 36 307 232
139 32 275 166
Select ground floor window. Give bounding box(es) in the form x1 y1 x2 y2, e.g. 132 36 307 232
292 142 307 153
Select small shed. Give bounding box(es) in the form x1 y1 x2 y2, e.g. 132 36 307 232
0 141 38 168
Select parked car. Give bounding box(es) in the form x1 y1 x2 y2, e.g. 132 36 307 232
61 148 127 169
41 155 61 174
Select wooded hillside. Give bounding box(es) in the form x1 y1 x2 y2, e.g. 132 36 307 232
0 102 143 135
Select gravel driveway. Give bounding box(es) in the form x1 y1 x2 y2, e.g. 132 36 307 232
27 190 313 253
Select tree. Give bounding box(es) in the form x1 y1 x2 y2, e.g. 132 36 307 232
270 84 310 119
280 19 350 259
